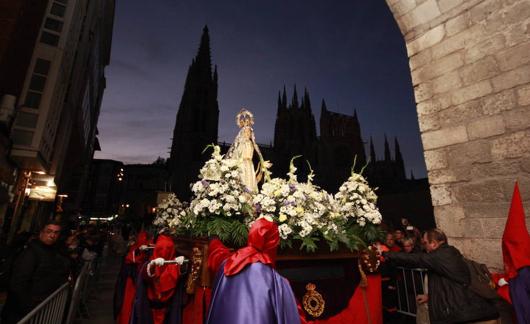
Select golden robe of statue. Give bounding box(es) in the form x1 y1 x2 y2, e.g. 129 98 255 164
226 109 267 193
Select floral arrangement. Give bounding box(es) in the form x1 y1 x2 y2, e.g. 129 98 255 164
153 193 188 230
182 145 253 246
158 146 384 252
334 165 384 244
252 157 380 252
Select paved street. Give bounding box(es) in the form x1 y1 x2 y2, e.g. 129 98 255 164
77 256 121 324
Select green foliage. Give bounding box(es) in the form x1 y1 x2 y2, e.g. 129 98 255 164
299 235 319 253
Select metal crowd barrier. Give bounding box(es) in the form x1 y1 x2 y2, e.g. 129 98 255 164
16 258 100 324
16 282 70 324
395 266 427 317
64 262 91 324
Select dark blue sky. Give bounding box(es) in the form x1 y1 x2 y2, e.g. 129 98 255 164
95 0 427 178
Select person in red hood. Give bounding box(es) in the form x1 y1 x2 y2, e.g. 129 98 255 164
206 217 300 324
131 234 186 324
114 230 151 324
494 183 530 324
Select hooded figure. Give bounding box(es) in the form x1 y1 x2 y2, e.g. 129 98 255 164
498 183 530 324
114 231 150 324
131 234 185 324
206 218 301 324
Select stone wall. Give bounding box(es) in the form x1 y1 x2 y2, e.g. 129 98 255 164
386 0 530 269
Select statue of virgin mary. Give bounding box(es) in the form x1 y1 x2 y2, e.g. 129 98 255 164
225 109 268 193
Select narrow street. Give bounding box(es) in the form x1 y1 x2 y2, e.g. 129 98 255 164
77 255 121 324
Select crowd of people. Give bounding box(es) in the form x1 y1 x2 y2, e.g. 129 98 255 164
0 220 107 323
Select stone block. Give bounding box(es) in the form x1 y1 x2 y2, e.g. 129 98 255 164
409 48 432 72
503 107 530 131
447 140 492 167
469 0 502 24
503 1 530 26
481 89 516 115
445 11 471 36
438 0 465 13
430 184 454 206
413 51 464 81
520 158 530 173
455 180 507 203
469 160 521 179
432 24 485 60
418 112 440 131
464 202 511 219
414 82 434 103
422 125 468 150
434 204 465 236
454 238 502 270
496 42 530 72
491 130 530 159
465 34 506 65
451 80 493 105
461 218 485 238
467 115 505 140
392 0 417 17
428 169 457 184
438 99 483 127
401 0 441 30
517 83 530 106
481 217 510 239
491 63 530 92
407 24 445 56
503 21 530 47
460 56 499 86
431 70 462 94
423 148 448 170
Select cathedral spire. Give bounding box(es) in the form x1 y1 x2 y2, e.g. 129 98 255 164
370 136 376 162
394 137 403 163
321 99 327 113
291 85 299 109
282 85 288 108
302 87 311 111
384 135 391 161
196 25 212 77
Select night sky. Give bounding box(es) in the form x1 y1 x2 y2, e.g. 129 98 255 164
94 0 428 178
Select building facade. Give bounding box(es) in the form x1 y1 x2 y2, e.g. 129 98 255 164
0 0 114 238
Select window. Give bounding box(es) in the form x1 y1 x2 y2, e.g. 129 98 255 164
44 18 63 32
25 92 42 108
29 75 46 92
15 112 39 128
12 129 34 146
34 59 51 75
50 3 65 17
24 58 51 109
40 31 59 46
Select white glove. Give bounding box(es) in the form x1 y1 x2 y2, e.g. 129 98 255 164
151 257 165 267
139 245 149 251
174 256 185 265
498 278 508 287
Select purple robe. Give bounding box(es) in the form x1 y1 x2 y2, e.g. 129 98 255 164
510 266 530 324
130 263 185 324
206 262 301 324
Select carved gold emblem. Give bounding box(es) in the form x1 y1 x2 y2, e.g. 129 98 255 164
303 283 325 318
185 247 203 294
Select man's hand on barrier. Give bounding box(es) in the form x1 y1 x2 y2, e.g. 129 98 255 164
416 294 428 304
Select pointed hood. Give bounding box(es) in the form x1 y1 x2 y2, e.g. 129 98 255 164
502 182 530 279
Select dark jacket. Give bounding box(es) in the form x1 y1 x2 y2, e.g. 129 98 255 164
1 240 70 323
385 244 499 324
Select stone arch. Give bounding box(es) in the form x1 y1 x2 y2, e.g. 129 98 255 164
385 0 530 269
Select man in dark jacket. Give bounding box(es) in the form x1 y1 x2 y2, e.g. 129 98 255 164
1 221 70 323
384 229 499 324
